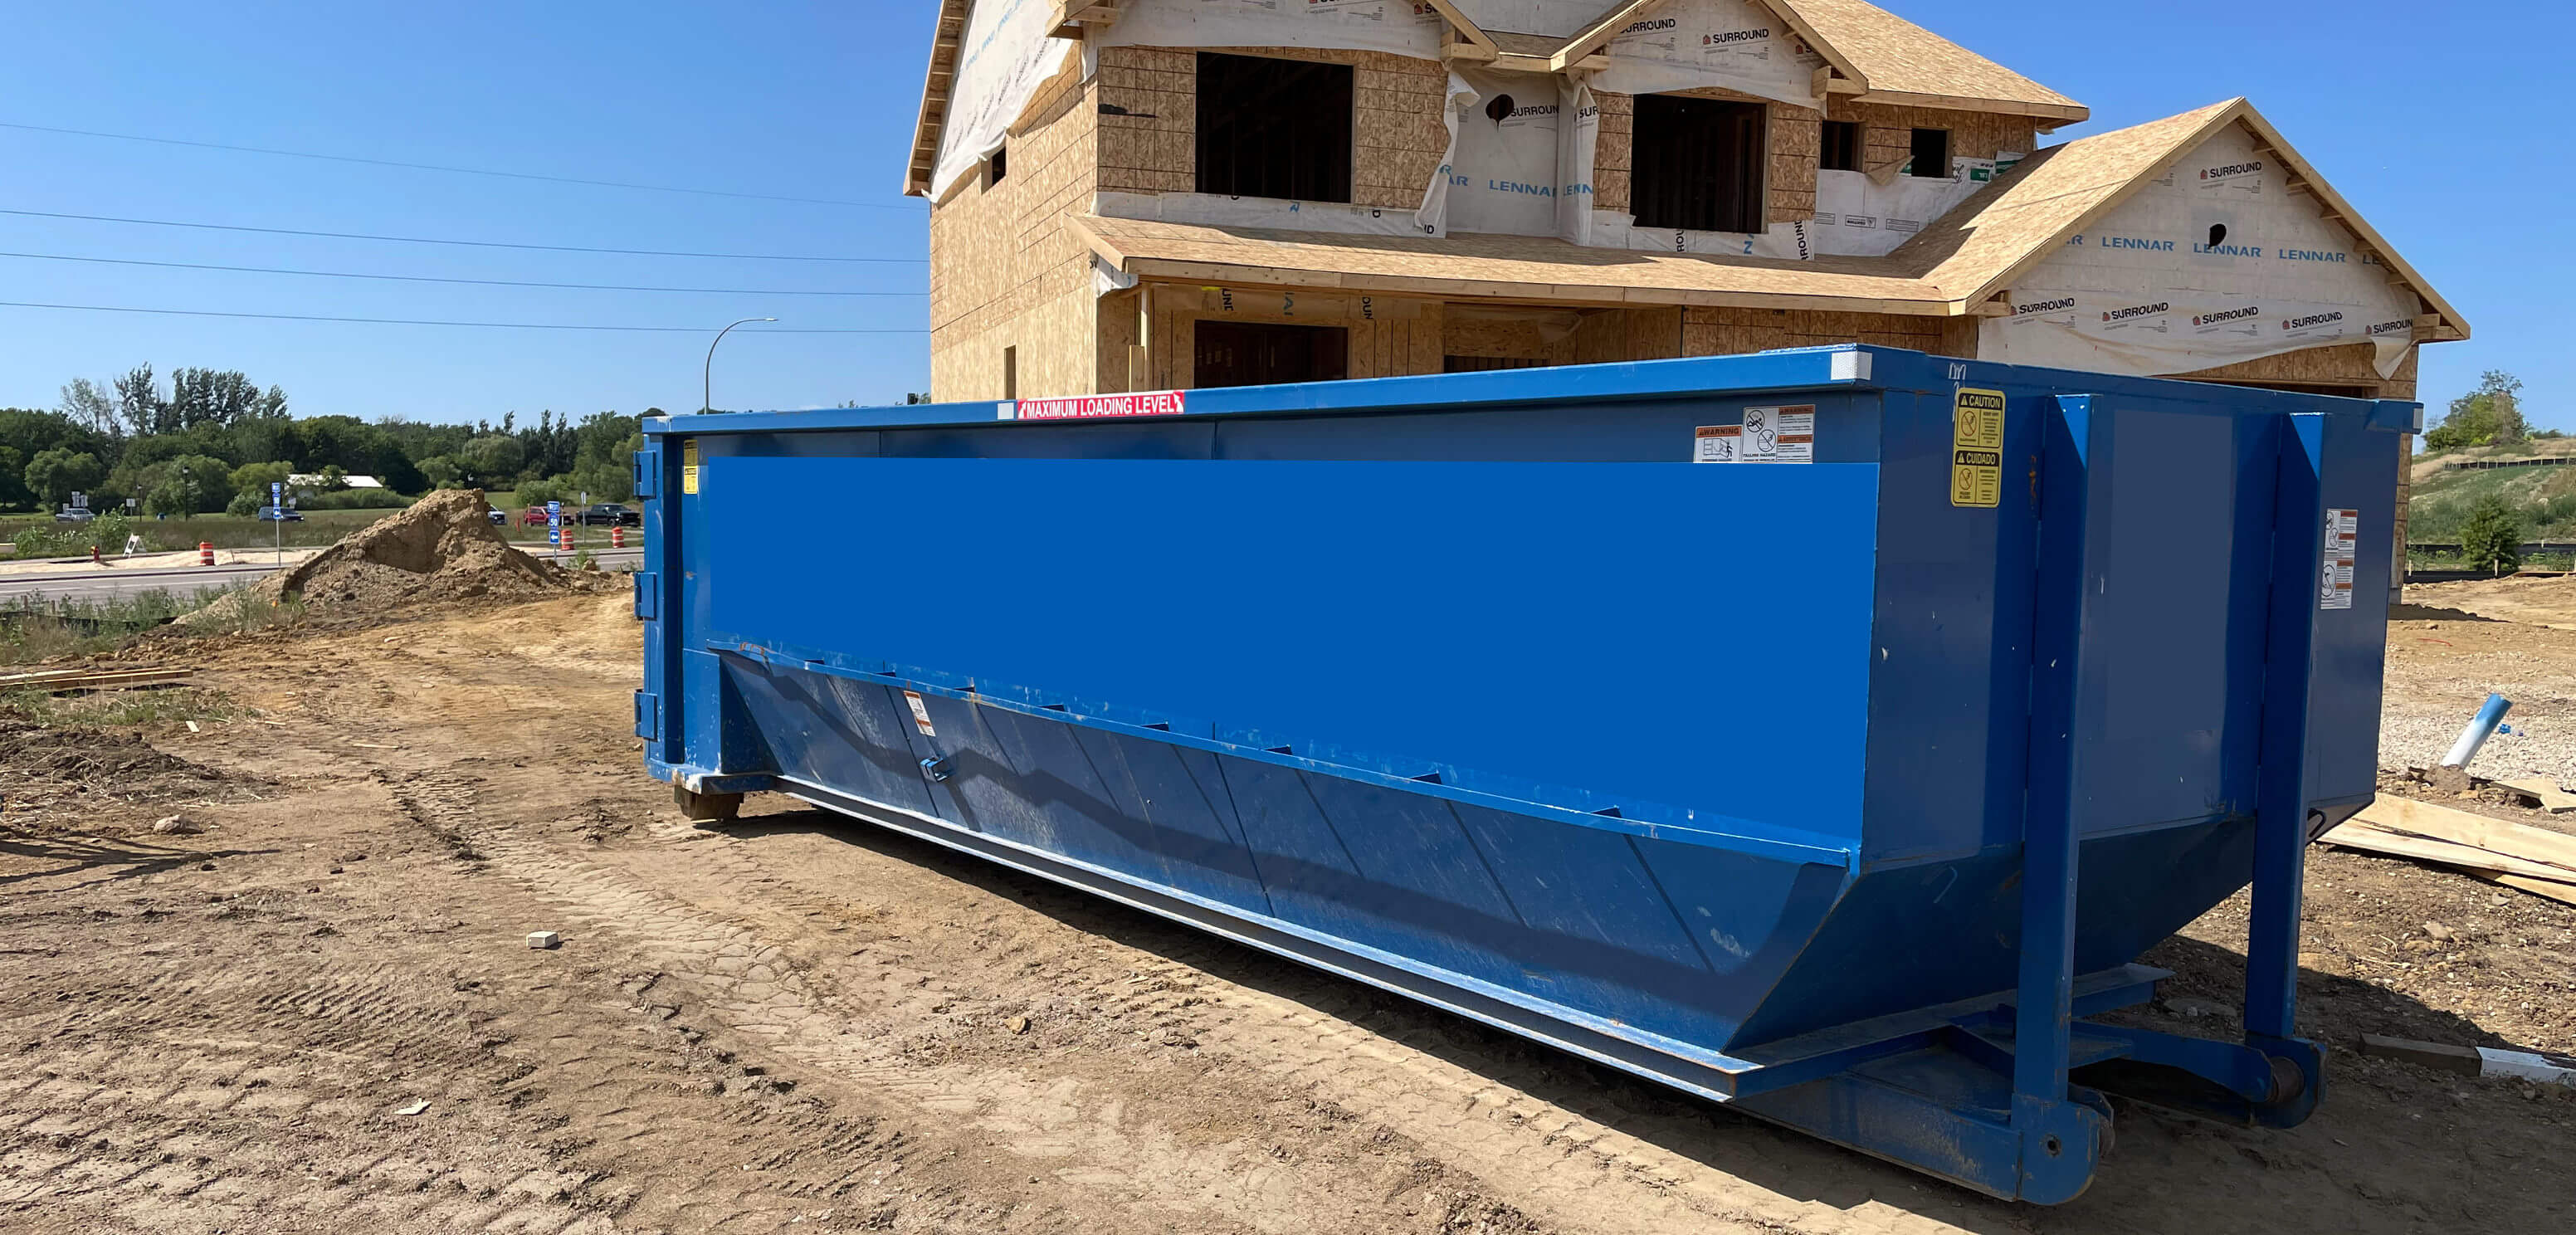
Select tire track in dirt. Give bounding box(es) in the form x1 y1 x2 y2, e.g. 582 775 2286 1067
709 821 1931 1235
423 759 1954 1235
403 772 1572 1235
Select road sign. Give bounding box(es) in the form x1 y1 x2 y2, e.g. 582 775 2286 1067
271 481 283 506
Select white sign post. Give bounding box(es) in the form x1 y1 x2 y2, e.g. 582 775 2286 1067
272 481 285 565
547 500 563 562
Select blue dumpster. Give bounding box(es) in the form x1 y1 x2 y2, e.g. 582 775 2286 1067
634 345 2408 1202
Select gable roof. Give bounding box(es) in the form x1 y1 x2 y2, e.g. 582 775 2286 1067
1891 98 2466 340
1544 0 2084 121
1765 0 2083 120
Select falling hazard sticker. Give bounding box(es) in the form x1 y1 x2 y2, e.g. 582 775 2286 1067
1949 388 2005 507
1692 424 1742 462
681 438 701 495
2319 509 2359 610
903 690 937 736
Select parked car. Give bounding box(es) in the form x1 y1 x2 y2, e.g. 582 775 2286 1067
486 508 507 525
577 504 641 527
52 507 95 523
520 506 551 526
256 505 305 522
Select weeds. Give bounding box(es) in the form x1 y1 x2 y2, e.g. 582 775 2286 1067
0 590 217 666
0 684 242 728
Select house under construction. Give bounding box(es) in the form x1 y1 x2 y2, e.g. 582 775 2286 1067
906 0 2466 557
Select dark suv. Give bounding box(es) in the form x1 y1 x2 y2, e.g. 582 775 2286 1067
577 504 641 527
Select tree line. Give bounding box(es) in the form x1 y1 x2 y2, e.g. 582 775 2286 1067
2 364 651 517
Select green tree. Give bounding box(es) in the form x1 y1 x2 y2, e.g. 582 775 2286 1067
2459 495 2524 576
316 464 350 491
416 455 464 489
2423 371 2530 455
0 446 25 510
459 434 525 486
227 460 295 507
515 475 577 508
23 447 106 509
139 454 235 516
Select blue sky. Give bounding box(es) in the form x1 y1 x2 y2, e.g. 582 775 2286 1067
0 2 2556 428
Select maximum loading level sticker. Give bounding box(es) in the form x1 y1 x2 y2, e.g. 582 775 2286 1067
903 689 937 736
1694 405 1815 463
2319 508 2359 610
681 437 701 495
1950 388 2005 508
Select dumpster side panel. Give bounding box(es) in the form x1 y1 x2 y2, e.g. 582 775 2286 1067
700 453 1881 837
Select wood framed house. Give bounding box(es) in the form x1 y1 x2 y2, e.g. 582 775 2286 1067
907 0 2465 553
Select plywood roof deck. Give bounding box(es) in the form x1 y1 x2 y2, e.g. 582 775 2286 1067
1074 214 1959 313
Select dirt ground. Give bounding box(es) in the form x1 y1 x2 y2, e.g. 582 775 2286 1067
4 591 2574 1234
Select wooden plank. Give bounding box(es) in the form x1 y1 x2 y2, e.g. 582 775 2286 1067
2354 796 2576 871
2357 1033 2483 1076
2316 822 2576 885
2500 778 2576 813
2487 871 2576 907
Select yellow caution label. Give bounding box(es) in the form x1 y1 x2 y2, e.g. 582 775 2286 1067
1950 389 2006 508
681 438 700 495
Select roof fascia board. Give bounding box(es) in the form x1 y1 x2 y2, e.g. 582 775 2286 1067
905 0 973 198
1846 88 2087 124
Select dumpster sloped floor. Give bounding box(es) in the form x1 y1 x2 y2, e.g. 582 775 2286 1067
0 591 2569 1234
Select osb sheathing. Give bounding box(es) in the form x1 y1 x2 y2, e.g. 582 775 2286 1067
1830 96 2041 178
1444 307 1681 365
1770 0 2086 116
1095 45 1448 212
1139 289 1445 388
1593 91 1634 214
1681 305 1960 358
1592 90 1823 227
929 56 1100 400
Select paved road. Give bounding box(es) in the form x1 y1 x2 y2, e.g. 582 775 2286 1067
0 548 642 607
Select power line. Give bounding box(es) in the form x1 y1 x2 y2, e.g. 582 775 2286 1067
0 300 924 334
0 120 920 212
0 249 925 296
0 207 925 263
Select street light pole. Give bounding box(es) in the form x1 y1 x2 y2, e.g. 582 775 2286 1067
702 317 777 413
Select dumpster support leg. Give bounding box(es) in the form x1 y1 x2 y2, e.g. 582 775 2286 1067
2242 414 2328 1125
2005 393 2115 1203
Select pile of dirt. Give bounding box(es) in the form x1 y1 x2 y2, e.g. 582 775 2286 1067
183 490 575 626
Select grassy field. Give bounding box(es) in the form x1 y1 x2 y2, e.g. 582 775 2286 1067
2408 458 2576 543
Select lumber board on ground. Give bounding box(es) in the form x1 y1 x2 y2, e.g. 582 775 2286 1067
0 666 195 694
2500 778 2576 813
2354 796 2576 871
2318 821 2576 884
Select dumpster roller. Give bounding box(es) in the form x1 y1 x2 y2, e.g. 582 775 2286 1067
634 346 2407 1202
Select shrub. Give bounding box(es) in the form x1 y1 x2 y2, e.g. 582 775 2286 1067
2460 495 2524 576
